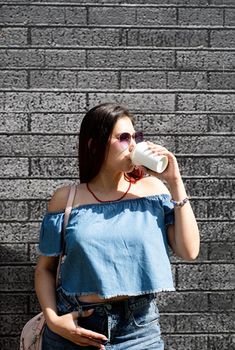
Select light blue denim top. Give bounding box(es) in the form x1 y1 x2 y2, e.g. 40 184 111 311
39 194 175 298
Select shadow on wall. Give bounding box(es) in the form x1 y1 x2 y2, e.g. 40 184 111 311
0 244 41 349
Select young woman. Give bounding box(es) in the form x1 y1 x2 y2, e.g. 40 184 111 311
35 103 200 349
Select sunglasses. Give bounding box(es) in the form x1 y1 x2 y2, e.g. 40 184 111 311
116 131 143 148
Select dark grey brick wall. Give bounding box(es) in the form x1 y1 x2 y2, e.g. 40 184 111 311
0 1 234 349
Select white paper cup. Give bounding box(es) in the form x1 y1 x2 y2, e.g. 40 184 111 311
130 142 168 173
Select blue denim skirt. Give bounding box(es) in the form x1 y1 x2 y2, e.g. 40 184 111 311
42 290 164 350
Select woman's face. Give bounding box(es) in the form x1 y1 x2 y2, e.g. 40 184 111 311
102 116 137 174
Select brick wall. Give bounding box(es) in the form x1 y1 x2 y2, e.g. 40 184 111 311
0 1 234 349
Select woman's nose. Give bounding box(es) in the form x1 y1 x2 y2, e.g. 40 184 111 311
129 138 136 151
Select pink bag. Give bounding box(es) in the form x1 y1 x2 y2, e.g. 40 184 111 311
20 312 45 350
20 185 76 350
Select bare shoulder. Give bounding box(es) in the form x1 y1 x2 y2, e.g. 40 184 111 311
47 185 71 212
137 176 171 196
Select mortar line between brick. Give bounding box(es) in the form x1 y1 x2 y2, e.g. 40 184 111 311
206 71 211 101
223 7 226 26
0 109 234 115
161 332 234 335
27 112 32 133
26 70 30 89
175 91 178 113
1 68 235 73
27 26 31 46
175 265 179 295
207 28 211 48
165 71 169 89
1 260 233 267
85 91 89 111
0 262 220 268
118 70 121 90
27 242 30 262
2 88 235 93
1 155 234 159
3 46 235 51
1 66 235 75
86 5 89 25
2 24 235 29
0 112 235 117
1 131 234 136
134 6 138 24
0 176 234 180
0 3 234 8
85 49 88 68
2 91 6 111
28 157 32 178
119 28 123 46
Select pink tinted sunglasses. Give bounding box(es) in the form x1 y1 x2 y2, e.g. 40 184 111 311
116 131 143 148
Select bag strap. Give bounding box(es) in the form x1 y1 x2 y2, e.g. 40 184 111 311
63 184 77 233
56 184 77 286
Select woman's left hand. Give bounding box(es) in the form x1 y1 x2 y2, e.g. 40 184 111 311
143 141 181 186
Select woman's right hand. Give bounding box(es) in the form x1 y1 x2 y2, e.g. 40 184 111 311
48 310 108 349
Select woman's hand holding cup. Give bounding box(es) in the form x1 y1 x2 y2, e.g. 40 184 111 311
131 141 182 187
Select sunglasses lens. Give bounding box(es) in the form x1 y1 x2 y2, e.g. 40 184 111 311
119 133 131 144
134 131 143 143
117 131 143 151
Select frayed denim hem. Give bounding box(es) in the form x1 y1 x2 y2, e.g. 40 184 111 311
57 286 175 299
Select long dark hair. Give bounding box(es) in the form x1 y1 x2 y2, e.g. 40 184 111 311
78 103 143 183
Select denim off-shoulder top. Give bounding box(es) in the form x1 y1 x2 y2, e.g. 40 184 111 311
39 194 175 298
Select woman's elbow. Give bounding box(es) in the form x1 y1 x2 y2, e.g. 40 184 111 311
181 247 200 261
185 253 199 261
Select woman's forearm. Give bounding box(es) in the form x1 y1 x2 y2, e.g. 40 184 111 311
34 266 59 329
34 263 108 348
168 178 200 260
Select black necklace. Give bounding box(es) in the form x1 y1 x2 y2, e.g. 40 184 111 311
86 182 131 203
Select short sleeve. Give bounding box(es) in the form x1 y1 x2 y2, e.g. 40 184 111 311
38 212 64 256
160 194 175 226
